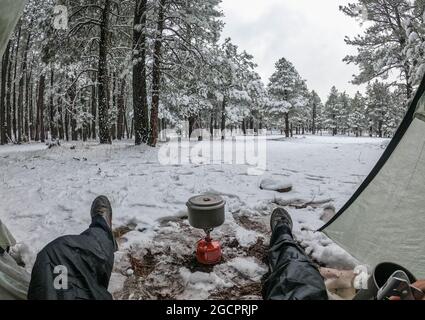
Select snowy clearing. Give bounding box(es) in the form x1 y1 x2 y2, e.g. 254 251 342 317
0 135 388 299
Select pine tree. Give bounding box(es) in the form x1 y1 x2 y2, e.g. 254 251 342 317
338 92 351 135
348 92 367 137
366 81 392 138
267 57 308 137
324 86 341 136
133 0 149 145
341 0 421 99
310 90 322 135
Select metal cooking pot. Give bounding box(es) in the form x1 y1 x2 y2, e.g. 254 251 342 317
354 262 417 300
186 195 226 230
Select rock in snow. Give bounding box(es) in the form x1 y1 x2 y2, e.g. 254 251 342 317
260 178 293 193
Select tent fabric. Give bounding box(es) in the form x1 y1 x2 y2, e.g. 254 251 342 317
0 0 30 300
0 0 27 58
0 251 30 300
0 220 16 251
321 79 425 279
0 220 30 300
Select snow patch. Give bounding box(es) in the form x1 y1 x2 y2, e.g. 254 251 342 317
235 226 259 247
227 257 267 281
178 267 232 300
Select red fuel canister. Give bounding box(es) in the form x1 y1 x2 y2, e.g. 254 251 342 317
196 237 222 265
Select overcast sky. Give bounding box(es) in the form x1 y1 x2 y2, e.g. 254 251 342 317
220 0 365 102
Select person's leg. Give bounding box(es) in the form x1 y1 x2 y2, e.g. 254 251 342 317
79 214 117 290
262 208 328 300
28 196 117 300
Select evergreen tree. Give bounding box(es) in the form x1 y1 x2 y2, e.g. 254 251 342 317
341 0 424 99
310 90 322 135
366 81 392 137
324 86 341 136
267 57 308 137
348 91 367 137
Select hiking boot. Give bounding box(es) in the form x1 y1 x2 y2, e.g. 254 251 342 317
90 196 113 229
270 207 293 232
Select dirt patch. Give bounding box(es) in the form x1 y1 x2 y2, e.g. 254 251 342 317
181 254 224 273
235 215 269 234
113 223 137 239
246 238 269 266
129 249 157 278
273 199 333 210
115 212 272 300
225 237 240 249
210 282 263 300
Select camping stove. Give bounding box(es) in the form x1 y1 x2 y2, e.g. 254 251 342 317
186 195 226 265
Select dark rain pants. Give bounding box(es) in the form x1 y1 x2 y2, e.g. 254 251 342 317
28 215 117 300
262 221 328 300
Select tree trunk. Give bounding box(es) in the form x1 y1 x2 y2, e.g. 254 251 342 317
6 41 13 141
284 112 289 138
242 118 247 135
64 104 69 141
378 120 383 138
117 79 125 140
133 0 149 145
57 97 64 140
210 113 214 137
36 73 46 143
12 26 22 141
91 75 97 140
24 62 32 140
98 0 112 144
0 41 11 144
68 83 77 141
17 75 24 143
17 30 31 143
124 112 129 139
148 0 166 147
110 74 116 141
49 66 57 140
221 96 226 140
29 83 34 140
188 115 196 140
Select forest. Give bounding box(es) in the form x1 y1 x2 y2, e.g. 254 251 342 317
1 0 425 147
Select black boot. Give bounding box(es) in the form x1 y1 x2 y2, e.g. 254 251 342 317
90 196 113 229
270 207 293 232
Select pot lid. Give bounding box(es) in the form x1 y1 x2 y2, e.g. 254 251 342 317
187 195 225 207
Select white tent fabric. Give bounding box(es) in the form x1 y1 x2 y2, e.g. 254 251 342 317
0 219 16 251
0 0 30 300
323 90 425 279
0 0 26 57
0 250 30 300
0 220 30 300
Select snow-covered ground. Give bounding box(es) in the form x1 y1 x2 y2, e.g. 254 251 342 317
0 135 389 299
